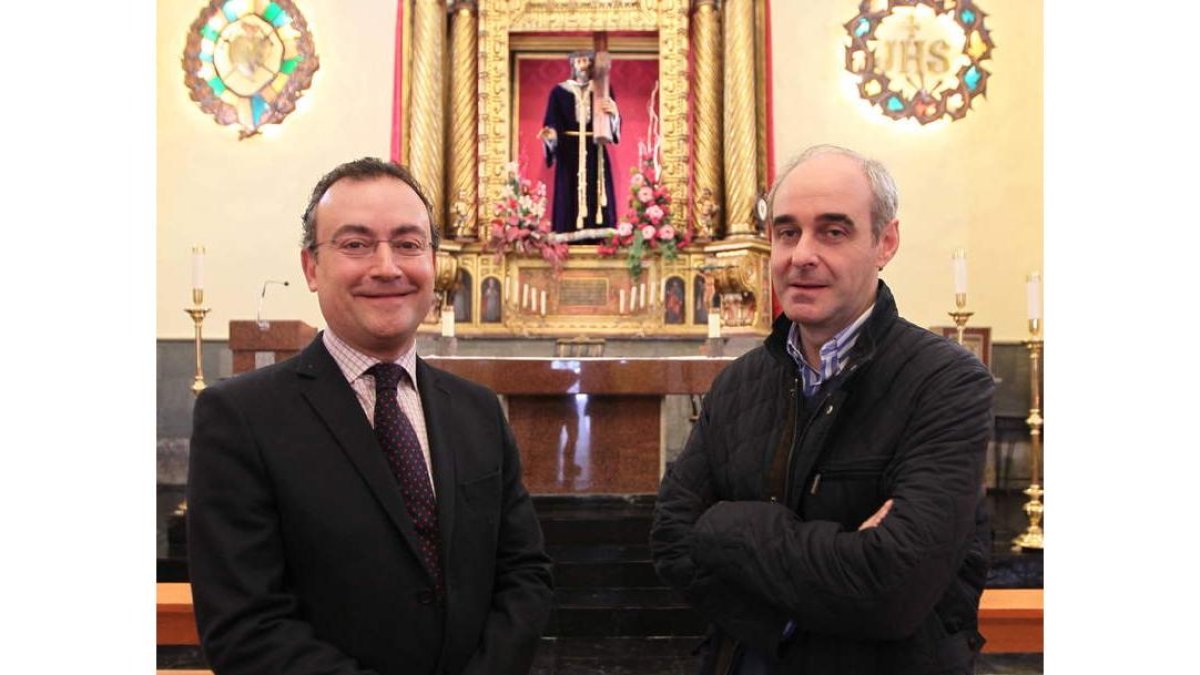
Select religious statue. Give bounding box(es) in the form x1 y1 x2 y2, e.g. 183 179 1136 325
539 50 621 234
450 188 473 240
695 187 719 242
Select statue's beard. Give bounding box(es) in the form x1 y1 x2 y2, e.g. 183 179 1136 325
572 68 592 83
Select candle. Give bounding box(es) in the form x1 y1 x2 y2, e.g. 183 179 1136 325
619 289 626 314
952 248 967 295
441 308 455 337
708 313 721 339
640 283 647 309
522 284 529 309
1026 272 1041 321
192 245 205 290
540 290 547 316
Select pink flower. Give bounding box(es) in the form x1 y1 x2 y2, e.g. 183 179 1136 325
658 224 676 240
637 186 655 204
645 205 664 224
616 221 633 237
641 224 657 240
631 173 646 188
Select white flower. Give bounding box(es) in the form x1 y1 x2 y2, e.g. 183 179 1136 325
617 221 633 236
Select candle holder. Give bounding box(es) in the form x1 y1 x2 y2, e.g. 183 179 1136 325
1012 318 1044 550
185 288 211 396
947 293 974 345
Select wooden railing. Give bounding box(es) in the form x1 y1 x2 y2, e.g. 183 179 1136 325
158 583 1042 653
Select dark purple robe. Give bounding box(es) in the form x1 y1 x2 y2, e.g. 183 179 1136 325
542 82 620 233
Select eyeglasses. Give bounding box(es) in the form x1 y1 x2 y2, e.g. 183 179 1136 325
314 235 431 259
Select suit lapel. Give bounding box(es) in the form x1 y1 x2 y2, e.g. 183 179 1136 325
417 357 458 562
292 338 434 580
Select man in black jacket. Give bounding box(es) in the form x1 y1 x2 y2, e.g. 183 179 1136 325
651 145 995 674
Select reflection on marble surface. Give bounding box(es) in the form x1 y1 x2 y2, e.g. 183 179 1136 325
510 395 661 493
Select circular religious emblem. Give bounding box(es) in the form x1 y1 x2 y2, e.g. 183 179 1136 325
182 0 319 139
844 0 994 125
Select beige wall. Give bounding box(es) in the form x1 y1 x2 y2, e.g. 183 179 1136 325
770 1 1043 340
157 0 397 339
157 1 1041 341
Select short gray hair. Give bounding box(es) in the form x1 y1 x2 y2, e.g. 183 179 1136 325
767 144 898 241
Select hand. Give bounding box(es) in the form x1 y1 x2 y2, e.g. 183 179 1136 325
857 499 893 530
600 98 617 115
538 127 556 141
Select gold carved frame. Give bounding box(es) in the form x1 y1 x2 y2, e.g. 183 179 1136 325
477 0 691 234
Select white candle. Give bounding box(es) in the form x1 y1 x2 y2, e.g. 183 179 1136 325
708 313 721 339
540 290 547 316
522 284 529 309
192 245 205 290
952 248 967 295
619 289 626 314
441 308 455 337
640 283 647 309
1026 272 1041 320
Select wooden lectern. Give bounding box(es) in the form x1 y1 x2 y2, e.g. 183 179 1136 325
229 320 318 375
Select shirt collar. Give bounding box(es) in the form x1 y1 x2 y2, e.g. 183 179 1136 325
322 330 419 391
786 303 874 397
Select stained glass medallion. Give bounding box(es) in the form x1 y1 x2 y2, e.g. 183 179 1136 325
843 0 994 125
183 0 319 139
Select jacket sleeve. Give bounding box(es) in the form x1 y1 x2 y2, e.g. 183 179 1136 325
689 358 995 641
650 390 791 652
186 385 379 675
460 402 555 675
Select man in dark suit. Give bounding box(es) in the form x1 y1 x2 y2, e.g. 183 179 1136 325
187 157 554 675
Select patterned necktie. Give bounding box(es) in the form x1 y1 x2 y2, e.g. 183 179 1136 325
367 363 443 592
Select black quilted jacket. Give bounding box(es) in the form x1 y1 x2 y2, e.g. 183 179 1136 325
651 282 996 675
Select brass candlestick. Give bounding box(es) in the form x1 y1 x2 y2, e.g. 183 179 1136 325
1013 318 1044 550
185 288 211 396
947 293 974 345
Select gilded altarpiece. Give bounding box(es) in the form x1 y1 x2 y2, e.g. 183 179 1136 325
398 0 773 339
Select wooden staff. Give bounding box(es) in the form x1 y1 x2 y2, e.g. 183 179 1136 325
592 32 613 145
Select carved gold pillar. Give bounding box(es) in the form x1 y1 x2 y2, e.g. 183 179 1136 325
691 0 722 242
448 1 478 240
409 0 447 230
722 0 758 238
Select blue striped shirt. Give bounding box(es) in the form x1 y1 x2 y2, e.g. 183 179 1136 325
785 304 874 398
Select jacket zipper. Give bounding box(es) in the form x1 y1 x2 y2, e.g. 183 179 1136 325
783 378 831 509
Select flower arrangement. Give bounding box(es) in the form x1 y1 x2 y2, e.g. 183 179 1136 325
485 162 569 273
598 84 689 279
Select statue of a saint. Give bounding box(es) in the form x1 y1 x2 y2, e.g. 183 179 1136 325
539 51 621 233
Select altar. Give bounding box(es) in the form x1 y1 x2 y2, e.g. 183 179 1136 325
424 355 732 493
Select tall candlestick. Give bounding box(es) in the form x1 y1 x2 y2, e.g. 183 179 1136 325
952 248 967 296
192 245 206 291
1026 272 1041 321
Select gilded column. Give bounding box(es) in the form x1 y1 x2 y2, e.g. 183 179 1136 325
448 1 478 240
409 0 447 230
691 0 722 242
722 0 758 238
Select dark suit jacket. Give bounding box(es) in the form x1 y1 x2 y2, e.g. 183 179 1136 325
186 337 554 675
